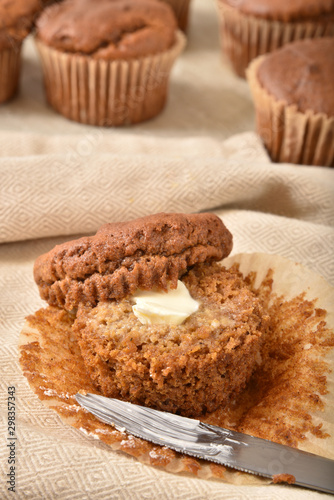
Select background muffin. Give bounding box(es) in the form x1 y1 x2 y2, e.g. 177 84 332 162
216 0 334 78
34 0 186 126
0 0 42 103
247 37 334 167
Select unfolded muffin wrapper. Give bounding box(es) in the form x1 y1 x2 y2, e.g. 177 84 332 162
35 31 186 127
162 0 192 31
0 44 22 104
19 252 334 486
216 1 334 78
246 56 334 167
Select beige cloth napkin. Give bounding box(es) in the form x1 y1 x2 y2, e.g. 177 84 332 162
0 0 334 498
1 129 333 244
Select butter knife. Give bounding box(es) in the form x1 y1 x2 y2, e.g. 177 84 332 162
75 393 334 494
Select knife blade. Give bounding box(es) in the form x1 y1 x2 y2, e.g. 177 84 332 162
75 393 334 494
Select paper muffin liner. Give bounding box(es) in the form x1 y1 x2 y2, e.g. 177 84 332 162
35 31 186 126
216 1 334 78
162 0 192 31
0 44 22 104
247 57 334 167
20 252 334 486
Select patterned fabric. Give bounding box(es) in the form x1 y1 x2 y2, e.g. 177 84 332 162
0 0 333 498
1 130 333 244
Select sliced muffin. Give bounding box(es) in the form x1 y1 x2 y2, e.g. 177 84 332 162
33 212 266 417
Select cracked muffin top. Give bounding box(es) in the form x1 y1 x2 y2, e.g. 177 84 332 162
33 212 233 310
35 0 177 59
0 0 43 49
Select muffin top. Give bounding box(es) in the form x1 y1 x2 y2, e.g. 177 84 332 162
34 212 233 310
257 38 334 116
0 0 42 49
35 0 177 59
221 0 334 22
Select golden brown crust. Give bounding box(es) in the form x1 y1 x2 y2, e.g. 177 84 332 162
73 263 265 417
35 0 177 59
34 213 233 310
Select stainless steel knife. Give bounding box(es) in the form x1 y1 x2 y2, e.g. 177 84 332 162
75 393 334 494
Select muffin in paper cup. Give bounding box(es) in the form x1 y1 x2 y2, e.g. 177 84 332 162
0 0 43 103
31 213 259 419
216 0 334 78
161 0 192 31
34 0 186 126
247 38 334 167
35 33 186 126
20 250 334 484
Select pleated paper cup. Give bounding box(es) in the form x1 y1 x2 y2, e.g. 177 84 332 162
247 56 334 167
216 0 334 78
0 44 22 104
35 31 186 127
162 0 192 31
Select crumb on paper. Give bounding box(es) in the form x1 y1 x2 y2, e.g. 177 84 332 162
41 387 71 399
121 434 135 447
95 428 122 435
79 427 99 440
64 404 82 412
272 473 296 485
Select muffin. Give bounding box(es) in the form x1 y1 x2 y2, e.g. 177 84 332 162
247 38 334 167
161 0 192 31
216 0 334 78
34 0 186 126
0 0 43 103
33 212 266 417
74 262 265 417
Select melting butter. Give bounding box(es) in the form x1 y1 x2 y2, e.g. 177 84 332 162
132 280 199 326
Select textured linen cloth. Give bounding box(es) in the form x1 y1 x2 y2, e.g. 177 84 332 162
0 0 334 498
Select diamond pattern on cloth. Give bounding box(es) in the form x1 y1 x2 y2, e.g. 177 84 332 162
0 0 333 497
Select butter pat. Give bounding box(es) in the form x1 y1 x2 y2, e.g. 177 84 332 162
132 280 199 326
